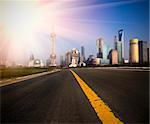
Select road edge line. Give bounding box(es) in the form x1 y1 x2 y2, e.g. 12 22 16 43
0 69 61 87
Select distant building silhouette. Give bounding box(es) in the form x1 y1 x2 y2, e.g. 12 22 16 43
65 51 71 66
46 59 50 67
81 46 86 62
30 54 34 61
138 41 148 63
96 38 103 58
28 54 44 67
60 54 65 66
28 54 35 67
86 55 95 66
79 46 86 67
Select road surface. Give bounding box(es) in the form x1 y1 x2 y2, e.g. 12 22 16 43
0 68 149 123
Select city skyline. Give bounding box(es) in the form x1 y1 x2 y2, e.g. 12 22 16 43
0 0 149 65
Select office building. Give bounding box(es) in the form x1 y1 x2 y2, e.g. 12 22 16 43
138 41 148 63
96 37 110 65
109 49 118 65
130 38 139 63
103 44 111 60
96 38 104 58
81 46 86 62
115 41 122 63
65 51 71 66
60 54 65 66
79 46 86 67
86 55 95 66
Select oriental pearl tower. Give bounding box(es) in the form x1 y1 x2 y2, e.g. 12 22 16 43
50 29 57 66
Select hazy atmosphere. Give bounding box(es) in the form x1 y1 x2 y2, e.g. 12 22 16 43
0 0 149 65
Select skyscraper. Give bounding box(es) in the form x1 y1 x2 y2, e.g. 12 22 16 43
81 46 86 62
103 44 111 60
109 49 118 65
79 46 86 67
115 29 124 63
130 38 139 63
60 54 65 66
65 51 71 66
96 37 110 65
96 38 104 58
138 41 148 63
28 54 34 67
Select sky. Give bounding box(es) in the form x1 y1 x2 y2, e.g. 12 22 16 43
0 0 149 65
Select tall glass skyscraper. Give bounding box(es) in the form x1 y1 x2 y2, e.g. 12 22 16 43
115 29 124 63
96 37 110 65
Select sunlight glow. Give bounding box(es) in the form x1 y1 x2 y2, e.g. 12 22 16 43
0 0 147 65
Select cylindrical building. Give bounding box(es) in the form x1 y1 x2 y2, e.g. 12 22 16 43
130 38 139 63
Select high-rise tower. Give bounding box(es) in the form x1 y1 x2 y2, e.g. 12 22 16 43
50 32 57 66
96 38 104 58
118 29 124 60
130 38 139 63
65 51 71 66
81 46 86 62
109 49 118 65
115 29 124 63
138 41 148 63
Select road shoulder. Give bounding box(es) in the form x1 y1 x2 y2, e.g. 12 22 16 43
0 69 61 87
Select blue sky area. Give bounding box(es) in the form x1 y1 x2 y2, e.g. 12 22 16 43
56 0 149 60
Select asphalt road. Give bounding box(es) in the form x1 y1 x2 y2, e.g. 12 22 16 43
0 68 149 124
74 68 149 124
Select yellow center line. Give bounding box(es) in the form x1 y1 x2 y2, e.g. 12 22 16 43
70 69 123 124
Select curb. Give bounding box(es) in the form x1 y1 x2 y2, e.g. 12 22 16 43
85 67 150 71
0 69 61 87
